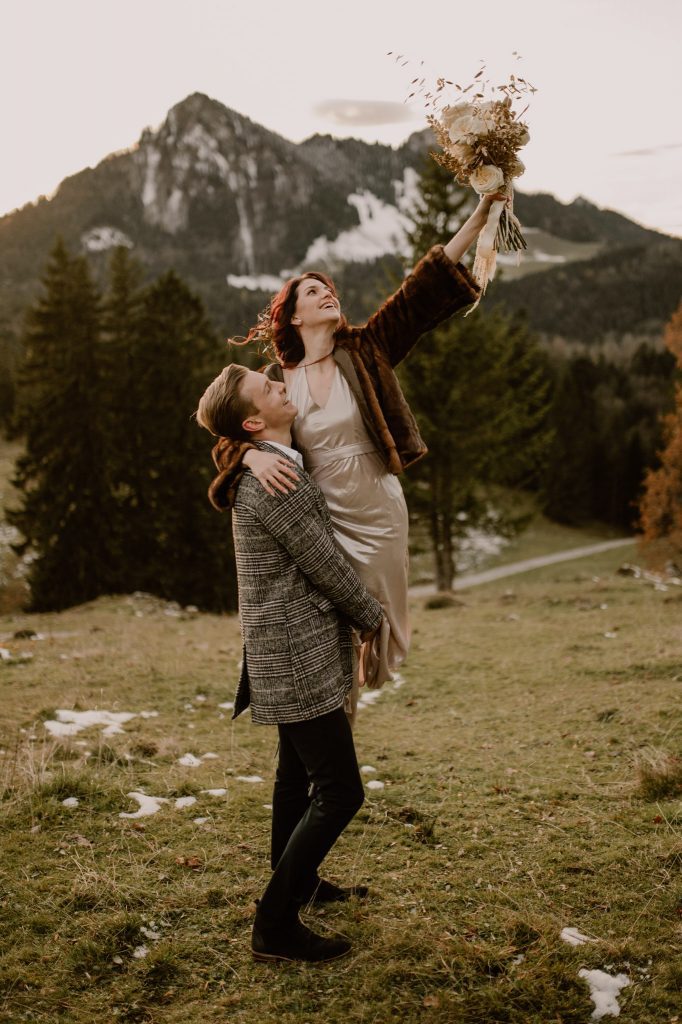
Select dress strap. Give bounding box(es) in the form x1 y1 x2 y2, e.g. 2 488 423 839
302 440 378 469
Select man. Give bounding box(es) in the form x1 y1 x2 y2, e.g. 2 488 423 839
196 363 383 964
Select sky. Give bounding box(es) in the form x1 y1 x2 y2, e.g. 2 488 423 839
2 0 681 235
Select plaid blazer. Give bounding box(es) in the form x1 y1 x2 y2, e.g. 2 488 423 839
231 442 383 725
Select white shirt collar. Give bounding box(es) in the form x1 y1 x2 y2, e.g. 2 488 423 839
264 440 304 468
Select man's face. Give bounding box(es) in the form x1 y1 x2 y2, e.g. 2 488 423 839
240 369 297 434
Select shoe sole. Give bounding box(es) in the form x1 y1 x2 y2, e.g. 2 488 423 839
252 946 351 964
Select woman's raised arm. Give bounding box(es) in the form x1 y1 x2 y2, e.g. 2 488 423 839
443 192 507 265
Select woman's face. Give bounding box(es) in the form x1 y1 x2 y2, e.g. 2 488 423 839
291 276 341 331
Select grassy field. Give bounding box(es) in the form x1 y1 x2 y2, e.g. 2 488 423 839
1 542 681 1023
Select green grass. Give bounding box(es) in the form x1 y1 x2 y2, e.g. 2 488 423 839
1 547 680 1022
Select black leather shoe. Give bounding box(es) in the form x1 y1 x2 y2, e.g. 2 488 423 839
252 919 351 964
308 879 369 904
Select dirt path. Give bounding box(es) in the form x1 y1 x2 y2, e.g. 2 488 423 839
409 537 635 597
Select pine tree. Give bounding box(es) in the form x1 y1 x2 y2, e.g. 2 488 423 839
100 246 152 591
638 300 682 568
404 155 473 262
400 159 552 590
543 357 601 524
129 270 237 609
7 244 237 612
8 240 115 609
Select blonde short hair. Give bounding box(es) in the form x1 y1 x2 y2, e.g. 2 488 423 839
195 363 256 440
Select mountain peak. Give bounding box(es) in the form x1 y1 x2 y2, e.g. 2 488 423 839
132 92 299 249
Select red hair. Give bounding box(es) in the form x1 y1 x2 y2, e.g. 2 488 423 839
244 272 347 368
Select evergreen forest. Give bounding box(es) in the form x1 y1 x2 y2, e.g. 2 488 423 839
2 156 679 610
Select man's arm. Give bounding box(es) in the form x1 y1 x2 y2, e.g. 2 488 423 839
242 475 382 633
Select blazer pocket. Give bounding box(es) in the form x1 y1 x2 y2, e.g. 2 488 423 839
308 590 335 614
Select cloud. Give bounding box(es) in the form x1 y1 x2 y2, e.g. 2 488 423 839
613 142 682 157
313 99 419 127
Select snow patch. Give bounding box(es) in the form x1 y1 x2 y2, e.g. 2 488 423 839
141 146 161 209
357 689 382 709
174 796 197 809
81 226 133 252
193 817 209 825
201 788 228 797
393 166 421 214
534 251 567 263
236 775 264 783
178 753 202 767
163 187 186 233
366 779 385 791
182 123 230 177
226 169 255 272
119 792 169 819
304 190 410 265
561 926 597 946
578 968 630 1019
458 527 508 572
227 273 287 292
44 709 137 738
61 797 79 808
201 752 219 760
360 765 377 775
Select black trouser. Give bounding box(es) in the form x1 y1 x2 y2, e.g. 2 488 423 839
256 706 365 929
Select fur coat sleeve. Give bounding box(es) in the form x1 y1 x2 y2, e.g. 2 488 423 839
353 245 480 367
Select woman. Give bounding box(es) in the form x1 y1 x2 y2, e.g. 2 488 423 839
209 194 503 706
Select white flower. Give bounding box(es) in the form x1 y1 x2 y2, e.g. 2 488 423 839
441 102 493 142
470 164 505 194
510 158 526 178
441 102 474 130
517 127 530 146
446 140 476 166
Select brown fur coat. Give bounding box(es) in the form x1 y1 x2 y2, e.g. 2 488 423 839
208 245 479 510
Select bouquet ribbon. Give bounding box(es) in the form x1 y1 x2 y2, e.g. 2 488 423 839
468 178 514 309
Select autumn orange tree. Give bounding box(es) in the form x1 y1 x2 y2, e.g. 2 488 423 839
638 299 682 568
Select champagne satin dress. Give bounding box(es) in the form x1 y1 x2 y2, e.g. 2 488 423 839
287 361 410 708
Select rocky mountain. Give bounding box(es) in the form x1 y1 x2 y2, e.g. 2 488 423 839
0 91 679 370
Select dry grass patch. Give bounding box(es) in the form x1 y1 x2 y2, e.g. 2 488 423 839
635 747 682 801
1 546 681 1022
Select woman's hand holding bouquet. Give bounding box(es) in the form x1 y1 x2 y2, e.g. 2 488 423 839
393 55 536 302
